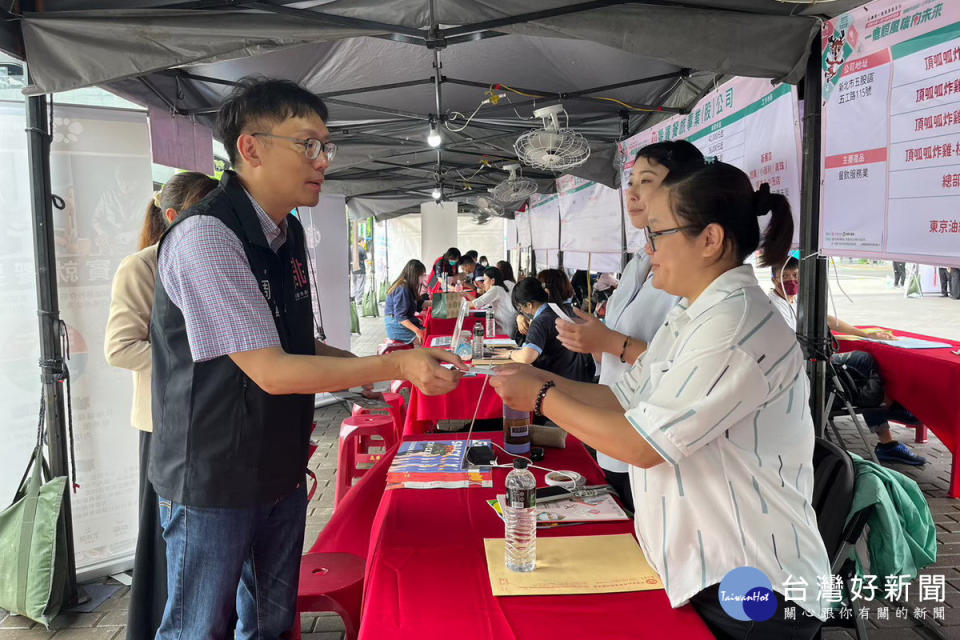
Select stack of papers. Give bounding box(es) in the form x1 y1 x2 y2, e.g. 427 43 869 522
483 534 663 596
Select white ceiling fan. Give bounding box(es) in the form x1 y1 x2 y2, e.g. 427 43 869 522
514 104 591 172
491 163 538 204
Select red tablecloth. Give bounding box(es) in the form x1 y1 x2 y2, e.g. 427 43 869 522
358 433 712 640
306 442 397 557
835 326 960 496
402 372 504 435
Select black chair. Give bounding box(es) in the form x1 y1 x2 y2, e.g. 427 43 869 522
812 438 873 640
813 439 945 640
820 359 880 464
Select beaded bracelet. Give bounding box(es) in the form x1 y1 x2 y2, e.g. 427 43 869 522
619 335 631 363
534 380 556 416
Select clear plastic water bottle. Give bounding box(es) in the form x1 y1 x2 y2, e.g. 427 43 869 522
472 322 484 359
504 458 537 572
485 308 495 337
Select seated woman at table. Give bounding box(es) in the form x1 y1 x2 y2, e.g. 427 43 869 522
491 163 830 639
537 268 576 314
769 257 925 466
385 259 427 345
496 260 517 293
510 277 596 382
513 268 576 341
470 266 517 338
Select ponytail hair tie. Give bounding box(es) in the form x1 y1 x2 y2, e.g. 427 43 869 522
153 190 163 209
753 183 772 217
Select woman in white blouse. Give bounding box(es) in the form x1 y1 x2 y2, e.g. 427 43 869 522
492 162 830 638
556 140 704 511
470 265 516 337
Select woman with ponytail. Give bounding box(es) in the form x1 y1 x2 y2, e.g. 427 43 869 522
491 162 829 639
104 171 218 640
555 139 704 510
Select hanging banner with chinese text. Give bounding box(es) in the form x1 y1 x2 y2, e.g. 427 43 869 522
529 193 560 269
821 0 960 266
0 103 152 578
620 76 803 246
556 175 623 272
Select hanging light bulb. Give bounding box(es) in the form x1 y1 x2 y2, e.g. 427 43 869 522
427 124 442 148
431 186 442 200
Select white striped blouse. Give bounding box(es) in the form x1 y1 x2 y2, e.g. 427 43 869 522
612 264 831 620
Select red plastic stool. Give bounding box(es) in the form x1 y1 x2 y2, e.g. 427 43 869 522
350 391 406 441
292 552 364 640
336 414 396 506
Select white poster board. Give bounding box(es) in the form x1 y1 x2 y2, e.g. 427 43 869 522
557 175 623 271
0 101 44 543
504 217 518 254
0 104 154 577
515 207 532 250
622 76 803 246
528 193 561 267
821 0 960 267
297 194 350 352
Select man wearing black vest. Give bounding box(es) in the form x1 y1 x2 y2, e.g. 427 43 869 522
149 78 463 639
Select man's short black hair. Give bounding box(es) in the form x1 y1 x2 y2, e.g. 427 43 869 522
216 77 329 167
465 250 478 260
771 255 800 278
458 255 476 266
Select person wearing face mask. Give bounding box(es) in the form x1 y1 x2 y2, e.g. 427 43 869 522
428 247 461 289
769 258 925 466
385 259 428 345
469 266 516 337
769 256 896 340
554 141 705 509
491 163 832 638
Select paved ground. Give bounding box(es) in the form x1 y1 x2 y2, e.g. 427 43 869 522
3 263 959 638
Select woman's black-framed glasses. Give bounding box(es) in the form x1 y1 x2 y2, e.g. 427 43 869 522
644 225 698 251
252 133 337 162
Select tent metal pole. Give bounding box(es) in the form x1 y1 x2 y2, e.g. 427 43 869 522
432 38 444 199
317 78 436 99
797 36 829 438
26 90 79 606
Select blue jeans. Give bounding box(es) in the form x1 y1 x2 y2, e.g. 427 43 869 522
156 485 307 639
384 315 417 343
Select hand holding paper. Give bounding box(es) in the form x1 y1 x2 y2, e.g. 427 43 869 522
555 306 617 355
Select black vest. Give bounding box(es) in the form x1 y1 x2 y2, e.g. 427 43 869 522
149 171 316 508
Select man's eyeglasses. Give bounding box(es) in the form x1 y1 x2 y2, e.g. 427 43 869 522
644 225 698 252
252 133 337 162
